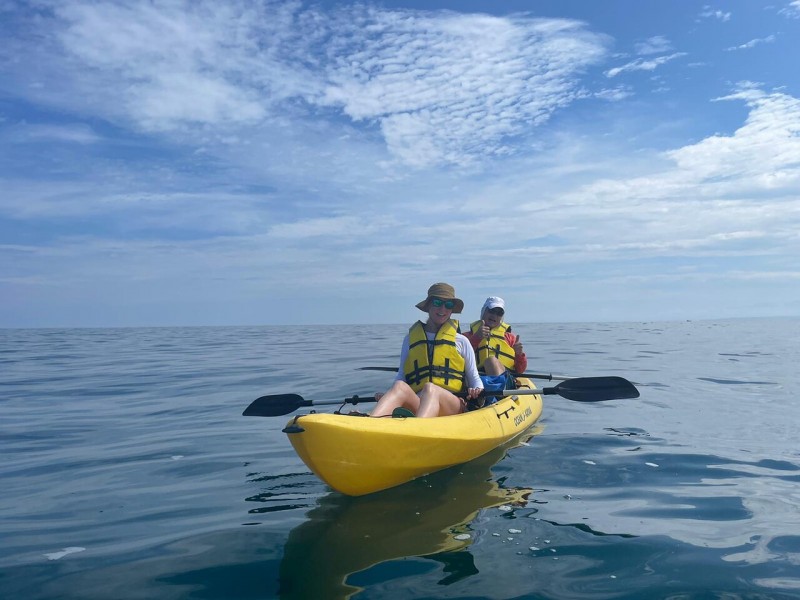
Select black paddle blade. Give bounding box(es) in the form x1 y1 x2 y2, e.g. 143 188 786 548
548 376 639 402
242 393 310 417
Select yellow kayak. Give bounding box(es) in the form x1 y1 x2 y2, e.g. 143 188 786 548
282 377 543 496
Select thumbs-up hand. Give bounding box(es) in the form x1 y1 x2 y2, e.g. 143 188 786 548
480 320 491 339
513 334 524 354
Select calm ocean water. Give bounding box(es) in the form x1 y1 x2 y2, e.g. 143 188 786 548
2 318 799 599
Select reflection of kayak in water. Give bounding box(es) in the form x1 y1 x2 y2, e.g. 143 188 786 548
277 430 539 600
283 377 543 496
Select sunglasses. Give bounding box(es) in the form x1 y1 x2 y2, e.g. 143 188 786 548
431 298 456 309
487 307 504 316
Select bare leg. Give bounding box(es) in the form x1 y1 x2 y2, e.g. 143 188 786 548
370 380 421 417
416 383 464 418
483 356 505 376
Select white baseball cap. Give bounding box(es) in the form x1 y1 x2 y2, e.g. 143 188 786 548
481 296 505 314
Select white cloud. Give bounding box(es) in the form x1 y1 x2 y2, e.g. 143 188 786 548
669 84 800 181
499 84 800 283
725 35 776 51
249 83 800 290
10 2 610 168
2 3 800 325
605 53 686 78
317 12 609 166
4 79 800 325
780 0 800 18
2 123 101 144
268 215 392 239
53 1 308 130
594 86 634 101
634 35 672 55
698 7 732 22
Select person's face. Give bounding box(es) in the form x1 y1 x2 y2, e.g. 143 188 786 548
427 297 454 327
484 308 504 328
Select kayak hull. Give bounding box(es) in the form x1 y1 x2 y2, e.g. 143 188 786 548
284 378 543 496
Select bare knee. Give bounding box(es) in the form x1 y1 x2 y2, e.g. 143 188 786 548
484 357 505 376
391 380 414 393
418 385 463 417
419 382 439 396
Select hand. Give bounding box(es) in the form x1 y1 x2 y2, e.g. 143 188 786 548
512 334 523 354
466 387 485 409
480 320 491 339
466 387 483 400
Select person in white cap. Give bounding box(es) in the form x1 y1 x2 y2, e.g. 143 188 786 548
370 282 484 418
464 296 527 405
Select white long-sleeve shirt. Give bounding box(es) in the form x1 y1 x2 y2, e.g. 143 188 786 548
394 331 484 390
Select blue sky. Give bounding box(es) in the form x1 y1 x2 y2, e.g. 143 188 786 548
1 0 799 327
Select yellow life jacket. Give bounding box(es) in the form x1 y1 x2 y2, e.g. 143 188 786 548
404 319 465 393
470 320 516 371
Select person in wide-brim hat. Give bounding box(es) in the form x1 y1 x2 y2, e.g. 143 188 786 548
371 282 482 418
414 282 464 314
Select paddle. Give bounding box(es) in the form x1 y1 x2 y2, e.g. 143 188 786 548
358 366 574 382
242 376 639 417
242 393 375 417
539 376 639 401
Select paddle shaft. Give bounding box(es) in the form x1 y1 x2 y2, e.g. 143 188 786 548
242 376 638 417
242 389 515 418
312 394 375 408
358 366 573 381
